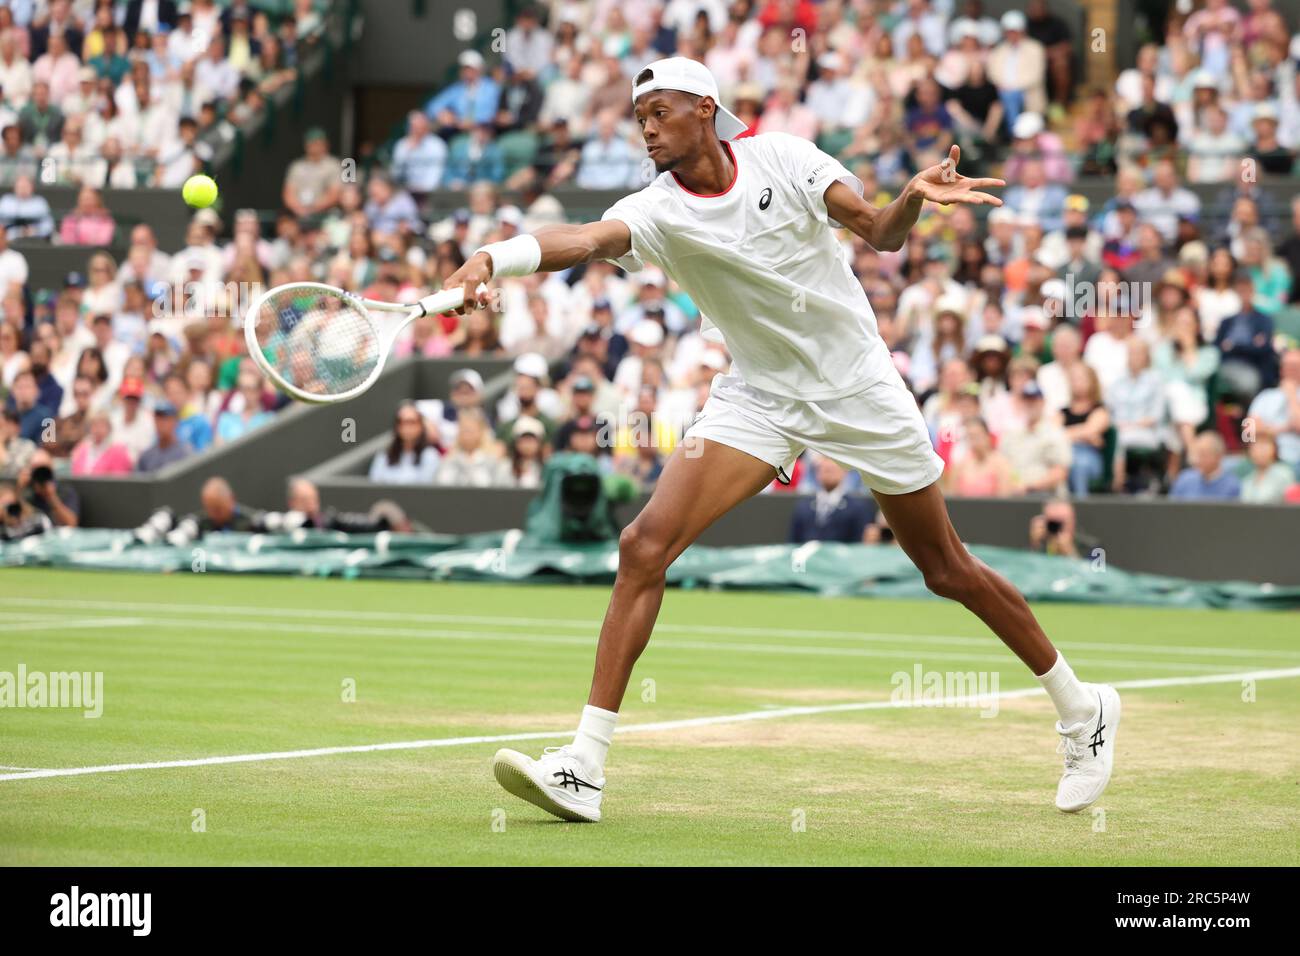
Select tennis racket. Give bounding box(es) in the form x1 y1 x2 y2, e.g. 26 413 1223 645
243 282 483 404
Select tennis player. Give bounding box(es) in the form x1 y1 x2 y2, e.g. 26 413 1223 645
443 58 1120 822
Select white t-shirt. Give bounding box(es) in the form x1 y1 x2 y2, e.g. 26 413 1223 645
600 132 894 401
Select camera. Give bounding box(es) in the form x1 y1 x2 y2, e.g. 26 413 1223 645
1045 519 1064 536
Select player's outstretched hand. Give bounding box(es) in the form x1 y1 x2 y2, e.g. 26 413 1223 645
911 145 1004 207
443 252 495 315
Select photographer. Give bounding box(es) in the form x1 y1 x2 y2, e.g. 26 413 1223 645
1028 498 1098 559
18 449 80 528
0 482 52 541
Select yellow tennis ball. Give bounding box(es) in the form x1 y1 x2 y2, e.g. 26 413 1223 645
182 174 219 209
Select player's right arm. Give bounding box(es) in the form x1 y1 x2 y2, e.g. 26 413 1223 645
443 220 632 314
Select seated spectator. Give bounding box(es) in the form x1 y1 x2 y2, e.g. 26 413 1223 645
0 406 36 479
1107 338 1167 492
109 376 155 459
281 127 340 219
45 372 93 459
1002 156 1066 233
1246 348 1300 474
370 401 440 484
1002 381 1070 495
1249 104 1294 176
944 416 1014 497
434 407 510 487
1169 432 1241 500
70 409 132 475
6 368 54 442
1029 498 1099 558
788 456 871 544
444 122 506 188
1153 306 1219 456
154 116 214 188
1214 271 1278 403
575 108 641 191
32 31 78 105
17 80 62 151
136 400 193 472
1186 103 1245 185
505 415 546 489
58 184 115 245
1240 434 1295 505
1057 363 1110 496
391 110 446 198
1003 111 1071 184
25 338 62 413
1133 158 1201 244
214 369 272 446
425 50 498 134
988 11 1046 129
161 373 213 452
0 172 54 238
363 173 420 237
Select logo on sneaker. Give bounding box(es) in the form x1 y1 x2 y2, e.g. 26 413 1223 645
552 768 602 793
1088 697 1107 756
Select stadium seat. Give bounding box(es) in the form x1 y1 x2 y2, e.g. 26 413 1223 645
496 130 540 180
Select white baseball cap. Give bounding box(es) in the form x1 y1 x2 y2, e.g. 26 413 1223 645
631 57 748 141
1000 10 1027 32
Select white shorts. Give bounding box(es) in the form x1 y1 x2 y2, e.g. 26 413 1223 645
684 369 945 495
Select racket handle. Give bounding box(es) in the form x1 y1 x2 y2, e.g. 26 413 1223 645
416 288 462 316
416 283 488 317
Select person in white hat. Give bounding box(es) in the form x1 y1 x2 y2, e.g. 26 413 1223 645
988 9 1047 128
424 48 499 133
444 56 1117 824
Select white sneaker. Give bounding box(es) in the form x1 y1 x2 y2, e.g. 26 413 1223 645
493 745 604 822
1054 684 1121 813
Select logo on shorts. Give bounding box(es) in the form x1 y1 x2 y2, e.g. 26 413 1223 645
758 187 773 210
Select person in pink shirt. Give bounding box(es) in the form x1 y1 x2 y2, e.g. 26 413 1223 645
59 185 116 246
755 79 818 140
71 410 134 475
32 31 81 105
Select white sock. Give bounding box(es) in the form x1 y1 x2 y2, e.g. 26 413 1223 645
1036 652 1096 727
571 704 617 776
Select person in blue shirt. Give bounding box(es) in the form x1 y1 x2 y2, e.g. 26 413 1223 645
1169 431 1242 500
444 123 506 188
1214 270 1278 404
425 50 500 135
6 369 55 443
789 456 872 544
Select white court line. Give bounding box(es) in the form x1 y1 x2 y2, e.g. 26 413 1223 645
0 609 1245 673
2 666 1296 784
3 596 1297 660
4 617 145 632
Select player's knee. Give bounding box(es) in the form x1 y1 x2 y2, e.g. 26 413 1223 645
923 557 983 603
618 521 671 577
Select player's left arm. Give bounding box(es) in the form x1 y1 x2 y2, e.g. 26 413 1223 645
825 145 1004 253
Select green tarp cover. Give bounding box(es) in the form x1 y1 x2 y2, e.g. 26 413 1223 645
3 528 1299 610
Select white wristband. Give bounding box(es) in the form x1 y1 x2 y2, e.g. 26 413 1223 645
476 235 542 278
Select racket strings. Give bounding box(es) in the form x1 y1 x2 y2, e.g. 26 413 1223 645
249 287 382 398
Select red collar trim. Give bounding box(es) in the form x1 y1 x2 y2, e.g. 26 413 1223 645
672 141 738 198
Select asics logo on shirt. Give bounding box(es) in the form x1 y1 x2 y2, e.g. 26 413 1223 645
758 187 773 210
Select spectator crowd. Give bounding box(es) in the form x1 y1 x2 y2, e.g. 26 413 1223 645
5 0 1300 543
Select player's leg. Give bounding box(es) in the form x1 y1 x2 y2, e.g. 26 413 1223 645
872 480 1120 812
492 436 777 821
584 438 777 710
871 481 1056 673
